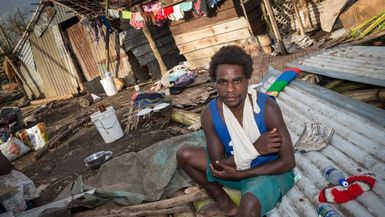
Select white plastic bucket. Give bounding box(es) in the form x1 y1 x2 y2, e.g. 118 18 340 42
100 76 118 96
90 106 124 143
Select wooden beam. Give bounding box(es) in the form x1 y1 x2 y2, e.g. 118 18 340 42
135 7 167 75
238 0 254 36
262 0 286 54
291 0 305 36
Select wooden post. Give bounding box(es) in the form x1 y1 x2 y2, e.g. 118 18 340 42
104 0 110 75
135 6 167 75
291 0 306 36
262 0 287 54
239 0 254 36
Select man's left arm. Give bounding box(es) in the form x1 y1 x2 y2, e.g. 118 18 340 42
211 98 295 179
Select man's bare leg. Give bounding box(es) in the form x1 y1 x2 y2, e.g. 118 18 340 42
236 193 261 217
176 145 238 216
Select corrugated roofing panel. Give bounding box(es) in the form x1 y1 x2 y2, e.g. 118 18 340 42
287 46 385 87
15 39 45 99
264 67 385 217
29 25 79 98
50 2 76 26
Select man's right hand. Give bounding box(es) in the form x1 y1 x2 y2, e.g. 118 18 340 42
253 128 281 155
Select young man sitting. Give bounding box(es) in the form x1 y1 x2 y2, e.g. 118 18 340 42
177 45 295 217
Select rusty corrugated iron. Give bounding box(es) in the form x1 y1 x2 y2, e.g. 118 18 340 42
66 22 101 80
66 22 134 81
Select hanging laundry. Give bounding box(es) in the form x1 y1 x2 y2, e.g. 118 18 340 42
100 15 113 33
130 12 145 29
108 9 120 18
179 1 193 11
143 1 162 12
162 6 174 17
208 0 221 8
169 4 184 21
193 0 208 16
121 10 132 20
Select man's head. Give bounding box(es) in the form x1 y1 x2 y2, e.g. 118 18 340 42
208 45 253 81
209 46 253 108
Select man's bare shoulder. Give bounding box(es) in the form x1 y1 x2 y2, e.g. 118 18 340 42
201 104 212 130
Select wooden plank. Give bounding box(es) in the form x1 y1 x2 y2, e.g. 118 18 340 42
188 57 212 68
182 39 248 61
174 17 249 45
340 0 385 30
319 0 349 32
178 28 251 54
170 7 240 35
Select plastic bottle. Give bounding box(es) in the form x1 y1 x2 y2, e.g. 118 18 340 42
322 166 348 188
317 204 342 217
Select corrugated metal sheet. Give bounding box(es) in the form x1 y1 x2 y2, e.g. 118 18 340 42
15 39 45 99
73 24 134 81
264 67 385 217
29 25 80 98
50 2 76 26
66 22 101 80
287 46 385 87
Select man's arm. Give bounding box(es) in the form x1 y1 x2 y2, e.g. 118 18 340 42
211 98 295 179
201 105 236 170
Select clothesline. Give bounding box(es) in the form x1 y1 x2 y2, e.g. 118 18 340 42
107 0 223 29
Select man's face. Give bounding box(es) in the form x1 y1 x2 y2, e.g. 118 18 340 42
215 64 249 108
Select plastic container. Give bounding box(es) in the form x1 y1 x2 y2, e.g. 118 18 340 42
322 166 348 188
100 76 118 96
90 106 124 143
317 204 342 217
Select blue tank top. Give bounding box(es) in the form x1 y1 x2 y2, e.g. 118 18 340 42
209 91 279 168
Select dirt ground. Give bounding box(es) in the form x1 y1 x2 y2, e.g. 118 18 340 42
13 88 179 205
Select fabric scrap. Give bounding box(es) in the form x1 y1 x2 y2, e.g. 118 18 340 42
266 68 300 96
319 173 376 204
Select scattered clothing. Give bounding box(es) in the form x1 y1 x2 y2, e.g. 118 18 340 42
266 68 300 96
131 91 164 107
319 173 376 204
294 123 335 152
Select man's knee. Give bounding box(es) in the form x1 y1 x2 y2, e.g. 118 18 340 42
176 145 194 166
239 193 261 217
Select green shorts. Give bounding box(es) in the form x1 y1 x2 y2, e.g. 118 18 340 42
206 164 294 216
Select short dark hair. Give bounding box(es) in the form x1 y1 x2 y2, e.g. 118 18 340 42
208 45 253 81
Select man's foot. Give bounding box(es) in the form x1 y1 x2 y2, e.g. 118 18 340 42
197 202 238 217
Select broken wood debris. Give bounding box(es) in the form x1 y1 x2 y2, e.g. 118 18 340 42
75 189 208 217
171 109 201 131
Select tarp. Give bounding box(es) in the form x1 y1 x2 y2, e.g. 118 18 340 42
86 130 206 205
